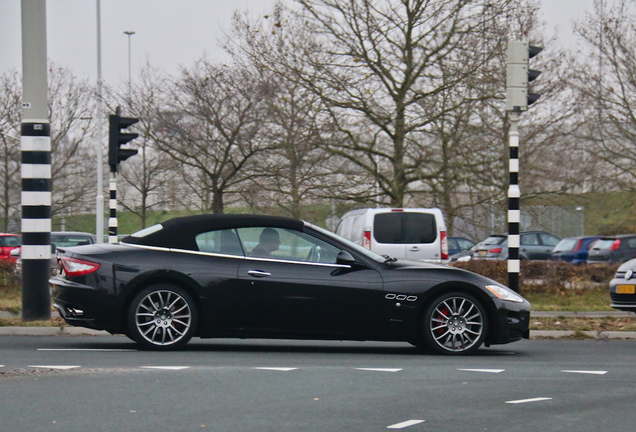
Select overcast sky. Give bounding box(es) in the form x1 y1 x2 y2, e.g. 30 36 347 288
1 0 596 85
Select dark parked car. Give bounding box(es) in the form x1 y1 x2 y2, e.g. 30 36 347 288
50 214 530 355
587 234 636 264
447 236 475 256
13 231 96 275
551 236 601 264
472 231 561 260
609 258 636 313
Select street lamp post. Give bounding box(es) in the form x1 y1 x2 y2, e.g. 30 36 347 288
123 30 135 101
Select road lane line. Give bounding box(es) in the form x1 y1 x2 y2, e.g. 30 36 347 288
28 365 81 370
255 367 297 371
561 370 608 375
356 368 402 372
458 368 505 373
506 397 552 404
141 366 191 370
38 348 136 352
387 419 425 429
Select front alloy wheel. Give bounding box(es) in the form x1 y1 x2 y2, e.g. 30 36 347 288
422 292 487 355
127 285 197 350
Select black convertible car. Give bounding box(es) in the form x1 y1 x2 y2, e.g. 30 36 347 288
50 214 530 355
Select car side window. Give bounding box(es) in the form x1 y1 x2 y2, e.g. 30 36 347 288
195 229 244 256
540 233 560 247
458 239 474 250
521 234 539 246
236 227 340 264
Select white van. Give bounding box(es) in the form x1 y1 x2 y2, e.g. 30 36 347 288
336 208 448 262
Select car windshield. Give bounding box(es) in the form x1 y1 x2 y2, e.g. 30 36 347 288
593 239 616 250
51 234 93 247
477 236 506 247
309 224 387 263
553 238 577 253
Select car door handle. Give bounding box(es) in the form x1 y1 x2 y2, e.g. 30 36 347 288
247 270 271 278
409 246 420 251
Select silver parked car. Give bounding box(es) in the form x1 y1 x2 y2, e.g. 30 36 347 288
472 231 561 260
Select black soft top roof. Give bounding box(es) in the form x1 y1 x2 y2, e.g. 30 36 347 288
121 214 304 250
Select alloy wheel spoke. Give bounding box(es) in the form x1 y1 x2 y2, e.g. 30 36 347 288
136 290 192 346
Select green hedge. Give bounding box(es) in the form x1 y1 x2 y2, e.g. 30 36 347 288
452 260 619 292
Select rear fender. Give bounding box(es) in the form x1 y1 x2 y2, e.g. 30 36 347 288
118 270 203 334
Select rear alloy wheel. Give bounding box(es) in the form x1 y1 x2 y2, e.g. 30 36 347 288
422 292 487 355
127 285 197 350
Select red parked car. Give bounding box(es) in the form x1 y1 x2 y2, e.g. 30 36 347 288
0 233 21 263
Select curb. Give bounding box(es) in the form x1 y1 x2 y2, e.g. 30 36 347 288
2 311 635 339
0 326 110 336
0 327 634 339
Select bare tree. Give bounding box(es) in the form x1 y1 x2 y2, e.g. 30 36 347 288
273 0 521 207
106 65 180 229
47 65 98 223
573 0 636 193
0 71 21 232
152 59 270 214
227 6 356 219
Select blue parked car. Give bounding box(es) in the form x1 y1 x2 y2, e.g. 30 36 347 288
551 236 600 264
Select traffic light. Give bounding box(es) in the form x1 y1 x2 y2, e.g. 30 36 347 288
108 106 139 173
506 41 543 111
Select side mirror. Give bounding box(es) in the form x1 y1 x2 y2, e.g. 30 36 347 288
336 250 355 265
10 248 20 257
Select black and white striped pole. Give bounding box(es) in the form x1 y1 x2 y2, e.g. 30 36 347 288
507 112 521 292
108 174 117 244
20 0 51 320
108 106 139 243
505 41 543 293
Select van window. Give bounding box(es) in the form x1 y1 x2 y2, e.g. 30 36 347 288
373 212 437 244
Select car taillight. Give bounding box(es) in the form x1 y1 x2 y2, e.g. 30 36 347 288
610 239 621 251
488 247 503 254
440 231 448 260
573 239 584 252
362 230 371 249
60 256 101 277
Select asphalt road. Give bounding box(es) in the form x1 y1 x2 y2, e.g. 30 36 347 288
1 335 635 432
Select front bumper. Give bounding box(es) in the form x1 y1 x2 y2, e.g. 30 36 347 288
487 299 531 345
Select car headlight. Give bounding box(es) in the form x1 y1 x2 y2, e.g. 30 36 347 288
485 285 525 303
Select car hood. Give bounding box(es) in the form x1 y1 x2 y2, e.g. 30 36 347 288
383 258 504 286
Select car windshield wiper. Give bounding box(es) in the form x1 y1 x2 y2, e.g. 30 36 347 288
382 254 398 263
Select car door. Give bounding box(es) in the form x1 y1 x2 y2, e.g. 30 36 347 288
236 227 385 337
539 233 561 260
520 233 543 259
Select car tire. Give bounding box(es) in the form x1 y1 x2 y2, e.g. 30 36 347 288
421 291 487 355
127 284 198 350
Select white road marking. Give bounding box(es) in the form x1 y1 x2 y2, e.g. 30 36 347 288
254 367 298 371
387 419 425 429
38 348 136 352
506 397 552 404
356 368 402 372
561 370 608 375
28 365 81 370
141 366 191 370
458 368 505 373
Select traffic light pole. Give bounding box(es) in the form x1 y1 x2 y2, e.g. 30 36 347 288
505 40 542 293
508 111 521 293
107 106 139 243
108 173 118 244
20 0 51 320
